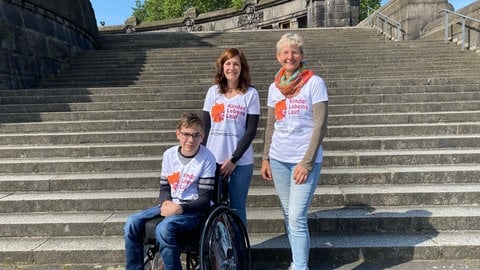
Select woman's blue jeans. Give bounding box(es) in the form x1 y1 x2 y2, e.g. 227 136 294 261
228 163 253 227
270 159 322 270
124 206 201 270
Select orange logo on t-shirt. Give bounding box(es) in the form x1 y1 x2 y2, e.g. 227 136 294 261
275 100 286 120
167 171 180 189
211 103 225 123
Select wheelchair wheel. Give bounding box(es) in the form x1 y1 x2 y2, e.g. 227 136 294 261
144 249 165 270
199 206 250 270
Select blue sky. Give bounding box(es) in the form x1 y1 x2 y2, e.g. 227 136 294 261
90 0 475 26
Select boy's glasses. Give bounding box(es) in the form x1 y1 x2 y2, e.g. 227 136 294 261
179 131 202 140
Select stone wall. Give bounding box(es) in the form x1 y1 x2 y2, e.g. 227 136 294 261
0 0 99 90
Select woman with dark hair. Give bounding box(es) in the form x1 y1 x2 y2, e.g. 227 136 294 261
202 48 260 227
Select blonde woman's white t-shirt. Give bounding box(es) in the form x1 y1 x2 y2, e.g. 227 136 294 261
203 85 260 165
267 75 328 163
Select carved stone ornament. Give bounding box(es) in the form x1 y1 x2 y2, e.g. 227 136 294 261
238 4 264 27
185 17 195 32
124 25 136 34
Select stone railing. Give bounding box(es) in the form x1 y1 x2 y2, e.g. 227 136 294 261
99 0 359 34
420 2 480 52
357 0 452 40
442 9 480 51
364 6 405 41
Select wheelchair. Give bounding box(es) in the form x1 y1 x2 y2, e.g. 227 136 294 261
143 172 251 270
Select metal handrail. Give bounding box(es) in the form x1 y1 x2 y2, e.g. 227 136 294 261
367 6 405 41
442 9 480 51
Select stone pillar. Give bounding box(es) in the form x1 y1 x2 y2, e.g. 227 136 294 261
307 0 360 27
308 0 327 27
401 0 451 40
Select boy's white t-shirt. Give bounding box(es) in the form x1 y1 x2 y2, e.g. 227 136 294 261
267 75 328 163
161 145 216 203
203 85 260 165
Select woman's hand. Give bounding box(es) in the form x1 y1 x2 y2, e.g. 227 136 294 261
160 201 183 217
220 159 236 179
293 164 309 185
260 160 273 181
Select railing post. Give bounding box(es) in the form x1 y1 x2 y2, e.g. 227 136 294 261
461 18 466 50
444 12 449 43
384 17 388 40
376 15 380 34
397 22 401 41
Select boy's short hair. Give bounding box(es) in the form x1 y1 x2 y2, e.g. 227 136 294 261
178 112 204 131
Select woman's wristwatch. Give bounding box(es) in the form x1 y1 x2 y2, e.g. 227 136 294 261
230 156 239 164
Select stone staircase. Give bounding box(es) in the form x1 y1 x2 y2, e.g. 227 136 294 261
1 28 480 268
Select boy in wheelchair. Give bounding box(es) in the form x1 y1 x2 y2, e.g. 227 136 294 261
124 112 217 270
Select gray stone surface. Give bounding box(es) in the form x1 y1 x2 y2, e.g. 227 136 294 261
0 0 98 90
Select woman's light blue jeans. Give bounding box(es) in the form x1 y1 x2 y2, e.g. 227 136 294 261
124 206 201 270
228 163 253 227
270 159 322 270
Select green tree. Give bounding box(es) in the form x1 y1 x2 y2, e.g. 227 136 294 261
360 0 381 21
137 0 244 22
132 0 147 22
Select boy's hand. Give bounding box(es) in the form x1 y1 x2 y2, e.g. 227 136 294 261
160 201 183 216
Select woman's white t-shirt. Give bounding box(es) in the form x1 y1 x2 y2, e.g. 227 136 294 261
267 75 328 163
203 85 260 165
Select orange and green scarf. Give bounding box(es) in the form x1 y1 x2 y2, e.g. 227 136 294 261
274 63 314 98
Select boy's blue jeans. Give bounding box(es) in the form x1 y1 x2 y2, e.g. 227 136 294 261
270 159 322 270
124 205 201 270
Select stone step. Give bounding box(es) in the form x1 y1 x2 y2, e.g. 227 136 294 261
1 133 479 154
1 108 478 124
0 132 480 161
3 87 480 101
40 76 480 89
45 72 479 85
1 163 479 191
3 97 480 116
1 183 479 213
2 230 479 264
0 147 479 173
2 85 480 101
2 83 479 98
43 61 480 76
1 205 479 237
73 41 475 53
43 70 480 85
61 49 479 63
250 230 480 263
1 120 479 139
